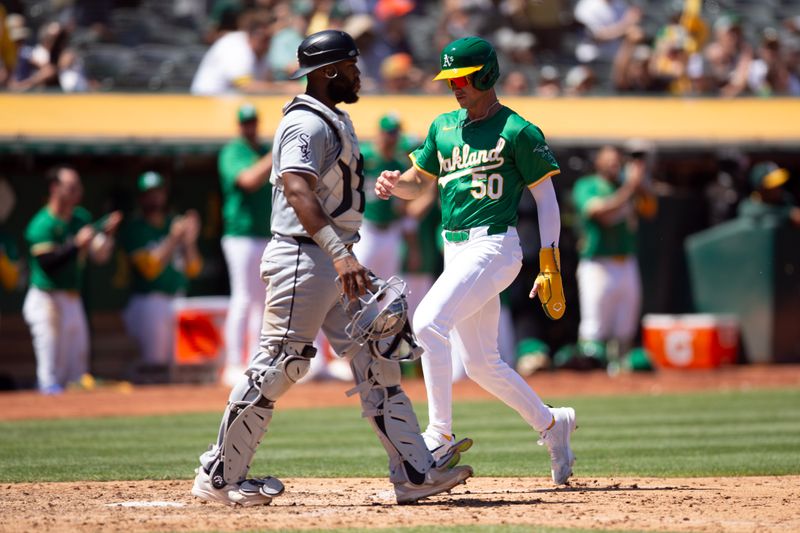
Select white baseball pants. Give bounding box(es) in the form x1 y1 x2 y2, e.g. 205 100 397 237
221 235 268 368
576 256 641 344
22 286 89 391
414 227 554 436
123 293 175 365
352 220 402 280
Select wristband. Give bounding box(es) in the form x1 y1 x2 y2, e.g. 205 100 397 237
312 225 352 261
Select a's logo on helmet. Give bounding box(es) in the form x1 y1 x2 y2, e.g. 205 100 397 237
442 54 454 67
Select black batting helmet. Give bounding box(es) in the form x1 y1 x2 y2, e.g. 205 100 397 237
289 30 360 80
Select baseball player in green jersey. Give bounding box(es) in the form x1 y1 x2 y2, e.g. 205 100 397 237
352 113 408 280
218 103 273 386
376 36 577 485
23 166 122 394
572 146 656 366
120 171 202 376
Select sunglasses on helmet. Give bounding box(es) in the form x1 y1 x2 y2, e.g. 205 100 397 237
446 75 472 90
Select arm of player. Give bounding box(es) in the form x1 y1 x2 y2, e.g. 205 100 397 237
130 216 185 280
88 211 123 264
282 171 370 300
180 210 203 278
34 225 95 274
585 160 644 226
376 167 430 201
528 178 566 320
236 152 273 192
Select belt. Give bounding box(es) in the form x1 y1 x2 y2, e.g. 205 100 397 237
443 224 508 243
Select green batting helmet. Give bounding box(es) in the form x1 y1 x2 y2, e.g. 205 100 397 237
434 36 500 91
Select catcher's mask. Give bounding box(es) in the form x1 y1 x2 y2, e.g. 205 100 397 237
338 274 422 362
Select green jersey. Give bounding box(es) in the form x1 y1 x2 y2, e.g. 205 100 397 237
218 137 272 237
360 141 404 226
572 174 636 258
25 206 92 291
120 214 188 295
411 106 560 231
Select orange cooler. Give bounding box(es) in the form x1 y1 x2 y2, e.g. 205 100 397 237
172 297 229 365
642 314 739 369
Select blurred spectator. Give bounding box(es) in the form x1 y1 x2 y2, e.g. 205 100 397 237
649 24 701 96
704 13 753 97
380 52 422 92
612 26 661 93
23 166 122 394
500 69 530 95
499 0 569 56
121 172 202 382
191 9 295 94
206 0 245 43
494 27 536 66
0 6 12 86
267 1 305 80
571 145 657 368
574 0 641 63
434 0 495 52
535 64 561 97
10 20 68 91
564 64 596 95
306 0 350 35
57 47 91 92
217 104 273 387
343 14 380 90
5 12 34 84
738 162 800 226
747 28 800 97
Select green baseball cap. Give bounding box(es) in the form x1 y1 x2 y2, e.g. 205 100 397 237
749 162 790 190
138 171 165 192
379 113 401 132
237 103 258 123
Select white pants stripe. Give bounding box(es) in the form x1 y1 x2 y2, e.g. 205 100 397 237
576 256 641 344
22 286 89 390
413 227 553 437
221 236 268 367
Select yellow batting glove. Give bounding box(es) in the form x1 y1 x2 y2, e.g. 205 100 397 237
532 246 566 320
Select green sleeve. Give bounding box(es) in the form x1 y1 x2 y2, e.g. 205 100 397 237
514 124 560 187
572 177 597 216
74 206 93 226
218 143 249 191
410 120 441 178
25 215 53 248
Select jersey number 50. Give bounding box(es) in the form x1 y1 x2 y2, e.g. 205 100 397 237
470 173 504 200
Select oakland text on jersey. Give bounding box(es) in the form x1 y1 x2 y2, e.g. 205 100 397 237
438 138 506 176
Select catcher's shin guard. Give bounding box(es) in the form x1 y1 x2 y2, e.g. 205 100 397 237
347 350 434 483
201 343 315 487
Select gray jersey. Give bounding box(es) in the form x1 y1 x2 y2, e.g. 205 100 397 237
269 94 365 243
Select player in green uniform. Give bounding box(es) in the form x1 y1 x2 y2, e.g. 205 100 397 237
218 103 273 386
120 171 202 379
572 145 656 367
376 36 577 485
23 166 121 394
352 113 408 280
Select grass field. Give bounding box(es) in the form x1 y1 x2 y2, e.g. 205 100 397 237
2 388 798 483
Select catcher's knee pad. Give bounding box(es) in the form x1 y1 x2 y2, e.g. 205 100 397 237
347 355 433 476
204 342 315 488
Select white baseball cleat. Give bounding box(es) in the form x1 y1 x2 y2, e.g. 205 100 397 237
537 407 577 485
191 468 284 507
422 430 474 467
393 461 473 505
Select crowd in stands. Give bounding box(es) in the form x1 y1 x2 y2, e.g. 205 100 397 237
2 0 800 96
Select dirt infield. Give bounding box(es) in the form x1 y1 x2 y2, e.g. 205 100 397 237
3 365 799 532
3 476 799 532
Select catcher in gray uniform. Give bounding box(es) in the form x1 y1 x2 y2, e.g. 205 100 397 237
191 29 473 507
